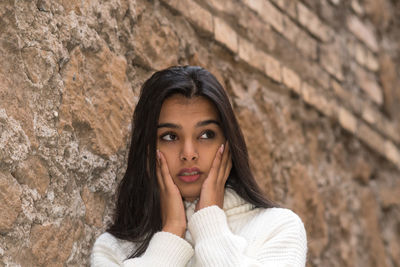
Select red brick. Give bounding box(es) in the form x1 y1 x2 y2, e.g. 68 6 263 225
366 50 379 72
301 82 313 102
354 42 367 66
355 67 383 105
282 15 301 43
346 37 357 60
228 78 247 100
378 180 400 208
238 37 263 71
379 53 399 118
238 37 281 82
241 0 263 13
317 95 336 117
385 140 400 167
237 7 276 51
329 0 340 5
203 0 235 13
382 120 400 144
264 54 281 82
282 16 318 61
351 0 365 15
347 15 378 52
296 30 318 60
339 106 357 134
361 104 379 125
271 0 297 18
357 122 386 157
282 66 301 94
238 37 262 69
242 0 284 33
214 17 238 53
301 82 335 117
361 106 400 145
297 2 333 42
331 79 363 114
307 62 330 89
320 41 344 81
161 0 213 35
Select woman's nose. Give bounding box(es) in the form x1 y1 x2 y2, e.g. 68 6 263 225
180 141 198 161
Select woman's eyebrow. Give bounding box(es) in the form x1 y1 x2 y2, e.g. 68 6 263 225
157 119 220 129
196 119 220 127
157 122 180 129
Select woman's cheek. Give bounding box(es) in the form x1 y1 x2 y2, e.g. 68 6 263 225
202 146 219 170
159 146 179 173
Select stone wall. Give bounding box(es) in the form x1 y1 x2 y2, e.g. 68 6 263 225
0 0 399 266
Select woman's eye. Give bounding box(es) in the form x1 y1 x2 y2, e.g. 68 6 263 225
200 130 215 139
161 133 177 141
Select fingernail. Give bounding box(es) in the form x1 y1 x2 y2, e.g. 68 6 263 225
157 149 160 159
220 144 224 154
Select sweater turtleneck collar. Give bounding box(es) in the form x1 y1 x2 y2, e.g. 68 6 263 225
184 188 255 221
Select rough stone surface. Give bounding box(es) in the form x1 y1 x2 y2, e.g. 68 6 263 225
12 156 50 196
243 0 284 33
339 107 357 134
288 164 328 260
59 44 135 156
282 66 301 94
360 188 390 267
297 2 332 42
81 186 106 227
27 218 83 266
0 171 22 233
355 66 383 105
161 0 213 36
1 0 400 266
320 39 344 80
379 53 400 120
214 16 238 53
347 14 378 52
0 109 31 167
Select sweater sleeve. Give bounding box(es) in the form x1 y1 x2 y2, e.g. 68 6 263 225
187 206 307 267
91 231 194 267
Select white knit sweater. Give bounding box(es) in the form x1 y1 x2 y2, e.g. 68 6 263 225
91 188 307 266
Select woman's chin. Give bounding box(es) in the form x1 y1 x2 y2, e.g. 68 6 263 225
179 187 201 202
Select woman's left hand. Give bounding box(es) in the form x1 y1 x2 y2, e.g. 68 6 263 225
195 141 232 212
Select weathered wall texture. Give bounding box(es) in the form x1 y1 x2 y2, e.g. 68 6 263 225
0 0 399 266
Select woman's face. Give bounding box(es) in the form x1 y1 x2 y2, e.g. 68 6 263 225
157 94 226 202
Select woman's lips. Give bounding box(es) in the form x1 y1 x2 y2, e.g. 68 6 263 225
178 173 201 182
178 167 201 183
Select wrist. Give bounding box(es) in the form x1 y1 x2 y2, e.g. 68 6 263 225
196 195 224 211
162 225 186 238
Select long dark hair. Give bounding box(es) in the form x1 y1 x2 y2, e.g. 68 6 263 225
107 66 276 258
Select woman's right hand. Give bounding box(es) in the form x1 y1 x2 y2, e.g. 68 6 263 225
156 150 187 238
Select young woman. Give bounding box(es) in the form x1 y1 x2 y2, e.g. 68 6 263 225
91 66 307 266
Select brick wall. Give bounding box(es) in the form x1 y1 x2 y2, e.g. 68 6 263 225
163 0 400 168
0 0 399 266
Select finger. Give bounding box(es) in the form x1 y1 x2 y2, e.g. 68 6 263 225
156 150 165 190
223 151 232 183
217 141 230 182
208 144 224 182
158 150 175 188
224 143 232 177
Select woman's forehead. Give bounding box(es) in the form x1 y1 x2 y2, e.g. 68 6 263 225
158 95 219 122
